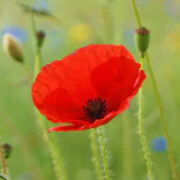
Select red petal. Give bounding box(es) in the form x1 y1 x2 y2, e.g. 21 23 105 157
48 124 85 132
41 88 89 125
91 56 144 112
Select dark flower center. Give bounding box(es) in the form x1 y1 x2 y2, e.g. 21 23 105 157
82 97 106 122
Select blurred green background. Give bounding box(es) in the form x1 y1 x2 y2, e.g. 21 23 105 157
0 0 180 179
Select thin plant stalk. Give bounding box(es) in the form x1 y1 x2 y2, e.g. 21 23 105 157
130 0 179 179
0 112 44 180
138 56 153 180
0 145 7 176
131 0 142 27
97 127 110 180
145 53 179 180
89 129 104 180
31 13 67 180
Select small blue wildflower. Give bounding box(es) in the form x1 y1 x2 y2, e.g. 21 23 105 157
136 0 148 7
151 137 167 152
1 26 27 43
122 29 135 48
46 29 65 50
32 0 49 11
163 0 180 20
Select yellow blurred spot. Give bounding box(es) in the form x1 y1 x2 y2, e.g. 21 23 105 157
68 23 92 43
165 26 180 52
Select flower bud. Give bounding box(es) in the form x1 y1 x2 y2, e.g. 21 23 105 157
36 31 45 48
135 27 150 56
2 143 12 159
3 34 24 63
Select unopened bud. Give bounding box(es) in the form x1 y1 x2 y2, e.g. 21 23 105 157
36 31 45 48
2 143 12 159
135 27 150 56
3 34 24 63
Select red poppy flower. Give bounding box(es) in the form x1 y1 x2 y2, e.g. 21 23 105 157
32 44 146 132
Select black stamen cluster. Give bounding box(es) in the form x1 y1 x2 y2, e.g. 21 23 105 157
82 97 106 122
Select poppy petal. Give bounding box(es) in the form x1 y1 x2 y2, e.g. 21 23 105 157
48 124 87 132
91 56 144 112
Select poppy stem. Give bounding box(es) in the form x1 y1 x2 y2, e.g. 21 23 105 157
34 46 41 78
97 127 110 180
31 12 67 180
89 129 104 180
138 56 153 180
131 0 179 179
131 0 142 27
0 145 7 176
0 112 44 180
145 53 179 180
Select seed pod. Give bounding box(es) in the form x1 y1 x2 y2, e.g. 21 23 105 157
36 31 45 48
135 27 150 56
2 143 12 159
3 33 24 63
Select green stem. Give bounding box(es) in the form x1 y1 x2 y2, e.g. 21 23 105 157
31 13 67 180
97 127 110 180
34 47 41 78
0 145 7 176
131 0 142 27
33 53 67 180
138 56 153 180
145 53 179 180
0 112 44 180
0 174 8 180
89 129 104 180
130 0 179 179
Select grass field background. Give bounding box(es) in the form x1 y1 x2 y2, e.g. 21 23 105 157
0 0 180 179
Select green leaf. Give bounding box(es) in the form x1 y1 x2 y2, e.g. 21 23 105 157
0 174 8 180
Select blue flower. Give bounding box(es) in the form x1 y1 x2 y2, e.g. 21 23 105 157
122 29 135 48
45 29 65 50
32 0 49 11
151 137 167 152
1 26 27 43
163 0 180 20
136 0 148 7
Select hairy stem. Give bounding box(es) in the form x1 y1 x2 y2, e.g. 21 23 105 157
0 145 7 176
31 13 67 180
145 53 179 180
131 0 142 27
97 127 110 180
130 0 179 179
138 56 153 180
90 129 104 180
0 112 44 180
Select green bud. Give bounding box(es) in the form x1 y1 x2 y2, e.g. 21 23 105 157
135 27 150 56
36 31 45 48
3 34 24 63
2 143 12 159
